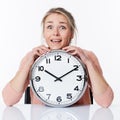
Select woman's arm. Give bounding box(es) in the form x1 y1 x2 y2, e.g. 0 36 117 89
2 45 50 106
63 46 114 107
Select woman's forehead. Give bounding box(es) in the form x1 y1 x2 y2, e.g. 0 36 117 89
44 13 68 23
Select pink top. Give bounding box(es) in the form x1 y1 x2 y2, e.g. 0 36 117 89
2 82 113 107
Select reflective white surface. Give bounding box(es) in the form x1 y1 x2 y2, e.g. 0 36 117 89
0 104 119 120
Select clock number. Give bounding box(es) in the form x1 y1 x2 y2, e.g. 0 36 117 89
38 66 44 71
46 58 50 64
46 94 51 100
74 86 79 91
56 96 62 102
55 55 62 61
67 93 72 99
35 76 41 82
76 75 82 81
37 86 44 92
73 65 79 71
67 58 70 63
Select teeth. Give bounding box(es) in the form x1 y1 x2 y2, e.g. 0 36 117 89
51 40 61 42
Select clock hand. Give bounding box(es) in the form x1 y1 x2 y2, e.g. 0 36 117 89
44 70 62 82
54 67 77 82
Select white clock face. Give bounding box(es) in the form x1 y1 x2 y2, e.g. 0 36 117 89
30 50 88 107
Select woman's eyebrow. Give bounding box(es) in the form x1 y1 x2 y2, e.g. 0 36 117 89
45 21 53 24
45 21 67 24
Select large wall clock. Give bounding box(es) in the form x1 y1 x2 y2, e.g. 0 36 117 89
30 50 88 107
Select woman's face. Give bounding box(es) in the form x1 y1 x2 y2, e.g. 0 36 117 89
43 13 73 50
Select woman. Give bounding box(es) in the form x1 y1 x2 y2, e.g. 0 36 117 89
2 7 114 107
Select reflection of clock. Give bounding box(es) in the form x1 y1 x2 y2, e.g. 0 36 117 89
30 50 88 107
31 105 90 120
38 108 79 120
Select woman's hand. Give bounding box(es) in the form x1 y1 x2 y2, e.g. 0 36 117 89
62 45 102 74
19 45 50 71
62 45 104 84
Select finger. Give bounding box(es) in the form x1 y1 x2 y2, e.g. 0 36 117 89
62 46 74 51
38 45 50 52
32 45 50 56
62 46 75 53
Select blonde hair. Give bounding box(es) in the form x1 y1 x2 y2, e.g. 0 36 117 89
41 7 77 45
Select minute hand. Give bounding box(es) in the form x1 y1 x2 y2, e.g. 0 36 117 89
54 67 77 82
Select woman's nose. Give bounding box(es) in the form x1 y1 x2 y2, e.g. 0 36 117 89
53 28 59 36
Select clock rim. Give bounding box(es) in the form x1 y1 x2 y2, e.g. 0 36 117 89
29 49 88 107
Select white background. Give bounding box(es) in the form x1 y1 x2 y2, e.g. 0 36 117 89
0 0 120 105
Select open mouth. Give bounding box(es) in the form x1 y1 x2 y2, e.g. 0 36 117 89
51 39 62 43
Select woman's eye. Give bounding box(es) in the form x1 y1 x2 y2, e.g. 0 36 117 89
47 25 52 29
59 26 66 30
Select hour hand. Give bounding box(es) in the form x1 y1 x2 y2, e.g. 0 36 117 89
44 70 62 82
